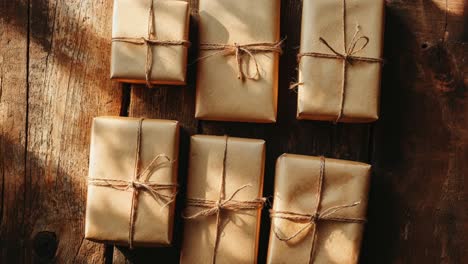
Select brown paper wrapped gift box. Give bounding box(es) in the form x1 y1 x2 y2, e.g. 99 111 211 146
267 154 371 264
85 117 179 247
296 0 385 123
110 0 190 86
180 135 265 264
195 0 282 123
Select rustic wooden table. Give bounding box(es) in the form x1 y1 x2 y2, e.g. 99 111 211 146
1 0 466 263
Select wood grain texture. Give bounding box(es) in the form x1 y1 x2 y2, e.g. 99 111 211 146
0 0 29 262
361 0 467 263
24 0 122 263
0 0 466 263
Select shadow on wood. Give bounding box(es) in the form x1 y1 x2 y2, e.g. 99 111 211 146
361 1 467 263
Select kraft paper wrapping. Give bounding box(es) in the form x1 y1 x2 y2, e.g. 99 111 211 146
85 117 179 247
267 154 371 264
111 0 190 85
180 135 265 264
297 0 385 123
195 0 281 123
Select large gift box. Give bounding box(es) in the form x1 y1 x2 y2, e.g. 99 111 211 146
85 117 179 247
295 0 385 123
267 154 371 264
110 0 190 86
181 135 265 263
195 0 282 123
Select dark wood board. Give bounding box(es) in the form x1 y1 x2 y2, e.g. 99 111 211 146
0 0 466 263
362 1 467 263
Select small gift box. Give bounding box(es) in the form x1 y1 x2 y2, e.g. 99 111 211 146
295 0 385 123
180 135 265 263
195 0 282 123
267 154 371 264
85 117 179 248
110 0 190 86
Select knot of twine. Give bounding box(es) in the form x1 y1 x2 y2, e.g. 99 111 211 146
198 40 284 81
297 25 381 65
89 177 177 208
112 1 190 87
292 0 383 123
270 156 366 263
183 136 265 264
270 201 364 242
88 119 177 249
183 184 266 219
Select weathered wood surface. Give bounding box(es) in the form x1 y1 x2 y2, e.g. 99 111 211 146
362 1 467 263
0 0 29 262
0 0 466 263
1 0 121 263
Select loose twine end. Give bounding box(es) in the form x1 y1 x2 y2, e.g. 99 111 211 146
289 82 303 91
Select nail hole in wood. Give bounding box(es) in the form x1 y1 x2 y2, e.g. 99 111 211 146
421 42 429 49
33 231 58 261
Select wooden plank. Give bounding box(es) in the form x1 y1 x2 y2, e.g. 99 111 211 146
361 1 467 263
23 0 122 263
0 0 29 262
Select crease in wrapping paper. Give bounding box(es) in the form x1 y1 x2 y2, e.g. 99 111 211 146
296 0 385 123
111 0 190 86
181 135 265 264
85 117 179 247
267 154 371 264
195 0 281 123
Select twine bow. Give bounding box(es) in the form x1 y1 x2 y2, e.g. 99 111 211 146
309 26 376 64
294 0 383 123
270 156 366 263
183 135 265 264
112 1 190 87
88 118 178 249
198 40 284 81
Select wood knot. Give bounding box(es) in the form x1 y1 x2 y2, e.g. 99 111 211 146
423 41 465 96
33 231 58 261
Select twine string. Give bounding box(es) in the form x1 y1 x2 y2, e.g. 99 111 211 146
294 0 383 122
270 201 363 242
88 118 177 249
88 179 177 207
183 136 265 264
112 0 190 87
198 40 284 81
145 2 156 86
270 156 366 263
